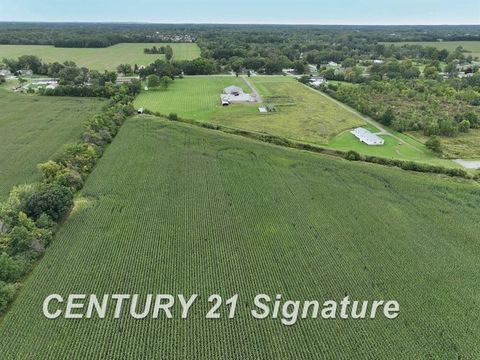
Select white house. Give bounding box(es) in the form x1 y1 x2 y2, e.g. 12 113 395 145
0 69 11 76
373 59 384 64
350 127 385 146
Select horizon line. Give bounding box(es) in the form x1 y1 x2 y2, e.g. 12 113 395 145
0 21 479 26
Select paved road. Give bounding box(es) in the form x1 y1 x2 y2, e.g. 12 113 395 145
454 159 480 169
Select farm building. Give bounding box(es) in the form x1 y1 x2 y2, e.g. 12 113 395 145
224 85 244 95
116 76 140 84
0 69 11 76
221 85 253 105
350 127 385 146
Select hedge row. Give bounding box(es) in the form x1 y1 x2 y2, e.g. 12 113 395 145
145 110 477 182
0 89 135 315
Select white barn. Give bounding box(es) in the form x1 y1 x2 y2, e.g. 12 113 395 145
350 127 384 146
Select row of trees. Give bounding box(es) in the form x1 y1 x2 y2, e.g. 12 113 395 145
0 84 137 315
144 45 173 61
2 55 119 86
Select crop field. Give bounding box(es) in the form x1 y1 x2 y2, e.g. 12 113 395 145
382 41 480 59
134 75 366 143
0 43 201 71
0 116 479 358
0 90 104 199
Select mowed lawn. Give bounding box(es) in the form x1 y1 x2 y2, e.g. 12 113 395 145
0 90 104 199
134 76 248 120
328 130 459 168
0 116 479 358
382 41 480 58
134 75 366 143
0 43 201 71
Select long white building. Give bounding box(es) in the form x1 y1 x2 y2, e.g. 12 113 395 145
350 127 385 146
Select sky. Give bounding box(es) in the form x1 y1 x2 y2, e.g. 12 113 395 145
0 0 479 24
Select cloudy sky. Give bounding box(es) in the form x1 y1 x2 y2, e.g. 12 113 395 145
1 0 479 24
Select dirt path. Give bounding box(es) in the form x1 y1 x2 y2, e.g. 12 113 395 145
241 75 263 103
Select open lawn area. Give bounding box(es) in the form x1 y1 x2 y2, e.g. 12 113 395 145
134 75 366 144
1 116 479 358
382 41 480 59
327 130 459 168
0 43 201 71
0 90 104 199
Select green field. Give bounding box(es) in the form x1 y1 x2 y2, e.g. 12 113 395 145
134 76 366 144
134 76 459 166
0 117 479 358
0 43 201 71
410 129 480 160
327 130 459 167
0 90 104 199
383 41 480 59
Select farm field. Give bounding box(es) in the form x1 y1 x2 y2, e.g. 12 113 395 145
0 116 479 358
134 75 366 144
0 43 201 71
0 90 104 199
382 41 480 59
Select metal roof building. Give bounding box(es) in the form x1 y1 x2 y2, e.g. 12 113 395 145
224 85 244 95
350 127 385 146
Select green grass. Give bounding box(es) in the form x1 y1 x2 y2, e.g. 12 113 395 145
0 43 201 71
328 130 459 168
135 76 248 119
0 90 104 199
410 130 480 160
382 41 480 59
0 116 479 358
134 75 366 144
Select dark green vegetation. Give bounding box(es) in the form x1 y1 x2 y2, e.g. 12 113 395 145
0 116 479 358
0 90 104 199
328 78 480 158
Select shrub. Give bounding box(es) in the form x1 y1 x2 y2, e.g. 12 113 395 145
0 281 16 313
168 113 178 121
345 150 362 161
0 254 25 283
24 184 73 222
425 136 442 154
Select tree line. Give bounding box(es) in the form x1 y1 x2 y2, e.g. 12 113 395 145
0 84 137 315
